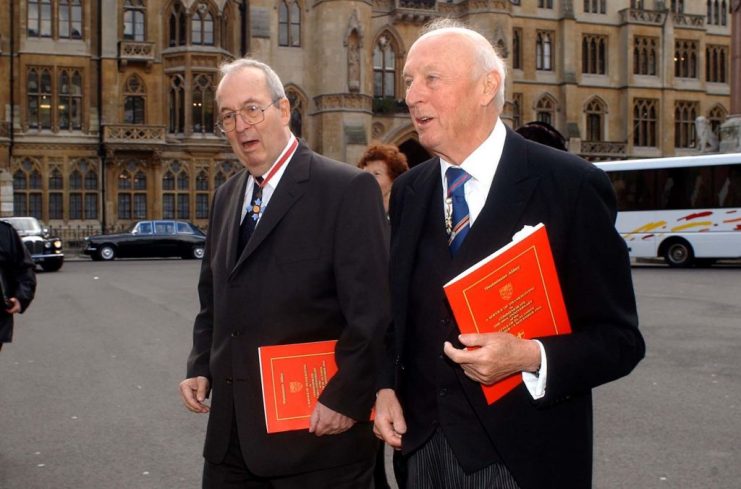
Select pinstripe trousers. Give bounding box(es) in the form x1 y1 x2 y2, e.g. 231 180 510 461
406 430 521 489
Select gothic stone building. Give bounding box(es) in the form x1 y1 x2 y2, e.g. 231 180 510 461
0 0 732 234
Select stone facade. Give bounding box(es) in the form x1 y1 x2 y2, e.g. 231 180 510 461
0 0 732 232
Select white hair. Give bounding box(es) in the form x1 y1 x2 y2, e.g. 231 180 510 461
215 58 286 105
417 19 507 112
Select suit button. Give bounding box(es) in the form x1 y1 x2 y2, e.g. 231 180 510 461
231 331 240 337
225 377 233 384
439 388 447 397
438 354 444 360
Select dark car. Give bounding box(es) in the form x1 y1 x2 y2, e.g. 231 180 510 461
1 216 64 272
83 220 206 261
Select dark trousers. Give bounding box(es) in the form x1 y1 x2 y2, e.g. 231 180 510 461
202 420 375 489
407 430 521 489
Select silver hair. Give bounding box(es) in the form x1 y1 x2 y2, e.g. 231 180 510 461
417 18 507 112
215 58 286 105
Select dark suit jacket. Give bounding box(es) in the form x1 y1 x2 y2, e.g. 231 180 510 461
380 128 645 489
187 142 391 477
0 221 36 343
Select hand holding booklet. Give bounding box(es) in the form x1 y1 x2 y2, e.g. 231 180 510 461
443 223 571 404
258 340 339 434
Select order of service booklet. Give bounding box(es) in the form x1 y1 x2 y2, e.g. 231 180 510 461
258 339 338 434
443 223 571 405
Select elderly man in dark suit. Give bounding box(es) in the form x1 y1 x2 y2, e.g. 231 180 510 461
179 58 390 489
373 20 645 489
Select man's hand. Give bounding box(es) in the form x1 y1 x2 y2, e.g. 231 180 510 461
179 376 211 414
5 297 21 314
309 401 356 436
443 333 541 385
372 389 406 449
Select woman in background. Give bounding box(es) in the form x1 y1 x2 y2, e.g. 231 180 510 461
358 143 409 215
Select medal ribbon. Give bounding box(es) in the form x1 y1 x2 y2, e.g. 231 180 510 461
256 137 299 189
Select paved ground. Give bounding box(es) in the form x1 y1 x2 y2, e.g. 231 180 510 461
0 260 739 488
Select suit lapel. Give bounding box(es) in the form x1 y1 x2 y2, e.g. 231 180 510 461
226 170 250 269
230 143 311 277
455 128 540 268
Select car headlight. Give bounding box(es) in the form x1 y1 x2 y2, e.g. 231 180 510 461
53 240 62 249
44 241 51 249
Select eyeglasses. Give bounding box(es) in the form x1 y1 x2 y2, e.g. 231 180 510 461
216 99 280 133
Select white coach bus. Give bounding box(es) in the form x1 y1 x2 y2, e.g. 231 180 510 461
594 153 741 267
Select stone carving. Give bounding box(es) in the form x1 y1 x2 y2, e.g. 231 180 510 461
695 116 719 153
344 10 363 93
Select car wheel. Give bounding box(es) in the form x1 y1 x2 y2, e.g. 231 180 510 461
192 246 205 260
98 245 116 261
663 240 694 268
41 258 64 272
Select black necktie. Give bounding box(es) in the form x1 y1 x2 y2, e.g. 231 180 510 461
237 176 263 255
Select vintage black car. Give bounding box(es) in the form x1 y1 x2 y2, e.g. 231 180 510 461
1 217 64 272
83 220 206 261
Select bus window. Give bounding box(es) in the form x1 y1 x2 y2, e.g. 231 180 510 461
610 170 655 211
715 164 741 207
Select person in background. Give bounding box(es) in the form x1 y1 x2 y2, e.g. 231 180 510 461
179 57 390 489
358 143 409 215
358 144 409 489
0 220 36 353
515 120 568 151
373 19 644 489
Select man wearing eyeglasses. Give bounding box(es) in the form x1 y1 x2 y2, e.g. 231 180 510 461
180 58 390 489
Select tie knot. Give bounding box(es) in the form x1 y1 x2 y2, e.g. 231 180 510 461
446 167 471 198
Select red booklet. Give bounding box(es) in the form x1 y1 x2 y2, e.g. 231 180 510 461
443 223 571 404
258 340 338 434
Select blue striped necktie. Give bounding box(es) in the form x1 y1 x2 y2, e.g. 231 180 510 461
446 167 472 256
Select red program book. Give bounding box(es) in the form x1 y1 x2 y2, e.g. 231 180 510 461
258 340 338 434
443 223 571 405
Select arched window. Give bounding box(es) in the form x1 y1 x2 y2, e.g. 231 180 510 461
12 159 44 218
536 32 553 71
706 45 728 83
124 0 146 41
286 88 305 138
585 98 606 142
124 75 146 124
69 159 98 220
192 4 214 46
163 161 190 219
512 29 522 70
535 95 556 125
512 93 522 129
278 0 301 47
214 160 239 188
192 74 215 134
674 101 698 148
674 40 698 78
169 2 187 47
169 75 185 133
195 168 210 219
27 68 53 130
118 163 147 220
582 34 607 74
48 167 64 219
633 98 657 147
58 69 82 130
373 33 397 98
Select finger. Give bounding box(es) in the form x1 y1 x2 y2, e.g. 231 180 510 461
443 341 469 364
308 406 320 433
196 377 209 403
179 382 201 412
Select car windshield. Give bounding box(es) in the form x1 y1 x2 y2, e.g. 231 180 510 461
5 218 42 234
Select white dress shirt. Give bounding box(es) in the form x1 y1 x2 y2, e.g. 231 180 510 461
439 119 547 400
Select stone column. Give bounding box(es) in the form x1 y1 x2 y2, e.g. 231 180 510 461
720 1 741 152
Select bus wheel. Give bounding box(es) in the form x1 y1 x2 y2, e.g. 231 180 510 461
663 240 694 268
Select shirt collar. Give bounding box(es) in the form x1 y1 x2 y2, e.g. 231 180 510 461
439 118 506 185
250 133 297 190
